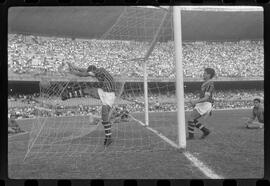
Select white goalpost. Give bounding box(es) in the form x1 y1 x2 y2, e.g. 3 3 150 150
173 6 186 149
137 6 186 149
23 6 187 161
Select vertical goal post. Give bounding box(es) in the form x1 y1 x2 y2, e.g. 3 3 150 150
173 6 186 149
142 6 186 149
22 6 188 160
141 6 171 127
139 6 186 150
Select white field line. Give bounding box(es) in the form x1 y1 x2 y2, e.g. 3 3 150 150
146 126 179 149
183 151 224 179
130 114 224 179
129 115 179 149
11 110 225 178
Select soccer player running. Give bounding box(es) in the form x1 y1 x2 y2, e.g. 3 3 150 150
245 98 264 129
65 62 116 147
187 68 215 140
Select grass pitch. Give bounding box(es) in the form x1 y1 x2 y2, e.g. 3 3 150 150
8 109 263 179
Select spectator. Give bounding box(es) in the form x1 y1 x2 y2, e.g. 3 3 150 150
8 89 264 119
8 34 263 78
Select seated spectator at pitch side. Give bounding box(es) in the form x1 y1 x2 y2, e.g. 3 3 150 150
244 98 264 129
8 113 24 134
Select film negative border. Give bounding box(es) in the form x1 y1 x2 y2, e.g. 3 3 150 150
0 179 269 186
0 0 269 6
1 1 270 186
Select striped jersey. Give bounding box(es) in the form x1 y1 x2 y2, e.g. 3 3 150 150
89 67 115 92
252 104 264 123
200 80 214 103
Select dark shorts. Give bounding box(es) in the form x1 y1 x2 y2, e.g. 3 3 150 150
83 87 100 99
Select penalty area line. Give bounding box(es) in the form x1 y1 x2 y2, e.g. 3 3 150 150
183 151 224 179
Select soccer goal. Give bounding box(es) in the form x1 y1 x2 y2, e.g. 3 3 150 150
24 6 186 161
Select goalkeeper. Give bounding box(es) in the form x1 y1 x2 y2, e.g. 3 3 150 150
245 98 264 129
65 62 116 147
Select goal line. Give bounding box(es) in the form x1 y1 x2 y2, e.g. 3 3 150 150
129 115 179 149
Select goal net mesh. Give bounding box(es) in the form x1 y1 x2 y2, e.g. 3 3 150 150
25 6 179 161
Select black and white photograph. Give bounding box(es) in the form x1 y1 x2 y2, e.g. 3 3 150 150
8 6 264 179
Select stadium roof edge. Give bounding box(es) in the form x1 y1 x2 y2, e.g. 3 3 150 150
8 7 263 40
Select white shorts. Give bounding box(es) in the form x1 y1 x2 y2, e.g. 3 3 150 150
97 88 116 107
195 102 212 116
246 121 264 129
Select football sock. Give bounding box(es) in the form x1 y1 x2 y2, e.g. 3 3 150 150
102 121 112 138
188 121 195 138
195 122 210 134
61 89 84 100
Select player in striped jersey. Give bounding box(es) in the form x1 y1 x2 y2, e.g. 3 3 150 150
187 68 215 140
65 62 116 147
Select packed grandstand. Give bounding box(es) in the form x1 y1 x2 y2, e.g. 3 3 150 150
8 34 264 120
8 34 263 78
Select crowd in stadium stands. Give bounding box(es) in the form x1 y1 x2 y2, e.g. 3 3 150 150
8 89 263 120
8 34 263 78
8 93 39 102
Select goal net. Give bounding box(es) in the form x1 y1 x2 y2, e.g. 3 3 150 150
25 6 182 161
